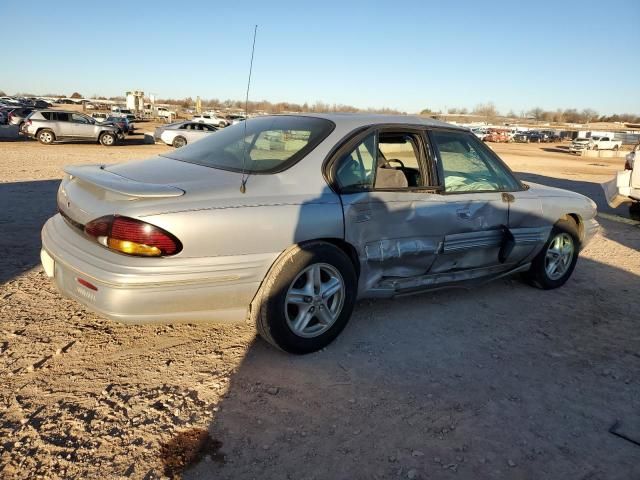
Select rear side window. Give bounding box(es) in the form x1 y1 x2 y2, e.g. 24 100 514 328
162 116 335 173
54 112 70 122
41 112 53 120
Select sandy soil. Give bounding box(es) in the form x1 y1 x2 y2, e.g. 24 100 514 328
1 137 639 479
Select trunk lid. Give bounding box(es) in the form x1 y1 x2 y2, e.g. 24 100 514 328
58 156 246 227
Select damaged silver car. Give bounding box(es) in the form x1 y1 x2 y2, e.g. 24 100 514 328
41 114 599 354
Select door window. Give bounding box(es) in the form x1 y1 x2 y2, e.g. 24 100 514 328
71 114 90 124
334 131 426 191
335 133 376 191
430 130 520 192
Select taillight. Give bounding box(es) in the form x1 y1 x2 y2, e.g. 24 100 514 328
84 215 181 257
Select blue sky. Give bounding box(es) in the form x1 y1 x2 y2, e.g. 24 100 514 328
2 0 639 114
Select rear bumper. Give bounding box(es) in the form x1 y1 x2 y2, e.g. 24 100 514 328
41 214 277 324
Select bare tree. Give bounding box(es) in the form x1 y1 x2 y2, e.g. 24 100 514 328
581 108 597 123
473 102 498 120
528 107 545 121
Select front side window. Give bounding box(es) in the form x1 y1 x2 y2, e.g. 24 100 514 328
71 114 90 124
430 130 521 193
162 116 334 173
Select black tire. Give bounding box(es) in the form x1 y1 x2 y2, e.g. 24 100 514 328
99 132 117 146
37 129 55 145
172 136 187 148
629 202 640 221
218 122 226 128
592 145 598 151
613 145 619 151
250 241 357 354
524 218 580 290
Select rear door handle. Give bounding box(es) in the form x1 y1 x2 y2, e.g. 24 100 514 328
456 208 471 219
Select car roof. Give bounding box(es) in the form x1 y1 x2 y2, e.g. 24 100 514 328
277 112 466 132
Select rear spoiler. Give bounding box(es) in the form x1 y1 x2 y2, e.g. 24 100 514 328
64 164 184 198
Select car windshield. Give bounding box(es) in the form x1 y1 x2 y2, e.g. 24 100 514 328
161 116 335 173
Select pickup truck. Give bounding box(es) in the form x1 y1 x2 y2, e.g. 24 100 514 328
570 136 622 153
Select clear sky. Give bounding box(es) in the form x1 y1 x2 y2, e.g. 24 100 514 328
2 0 639 115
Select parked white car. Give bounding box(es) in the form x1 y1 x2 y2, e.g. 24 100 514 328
192 114 228 128
159 121 218 148
604 146 640 217
569 138 591 153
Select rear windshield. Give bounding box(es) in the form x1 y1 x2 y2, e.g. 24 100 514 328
162 116 335 173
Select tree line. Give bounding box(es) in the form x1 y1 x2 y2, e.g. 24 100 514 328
424 102 640 124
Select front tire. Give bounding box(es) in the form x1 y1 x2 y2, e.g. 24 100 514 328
99 132 116 146
251 242 357 354
524 218 580 289
172 136 187 148
38 129 55 145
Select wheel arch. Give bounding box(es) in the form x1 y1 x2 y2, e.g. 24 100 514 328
562 213 584 243
315 237 360 279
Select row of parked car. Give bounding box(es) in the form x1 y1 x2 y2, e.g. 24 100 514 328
472 127 562 143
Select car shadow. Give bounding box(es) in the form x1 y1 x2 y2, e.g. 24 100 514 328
0 180 59 284
541 146 571 154
178 248 640 479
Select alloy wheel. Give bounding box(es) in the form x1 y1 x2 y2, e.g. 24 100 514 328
545 233 574 280
285 263 345 338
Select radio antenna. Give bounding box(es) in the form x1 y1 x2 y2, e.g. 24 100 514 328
240 24 258 194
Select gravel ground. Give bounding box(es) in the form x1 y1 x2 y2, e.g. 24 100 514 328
1 136 639 479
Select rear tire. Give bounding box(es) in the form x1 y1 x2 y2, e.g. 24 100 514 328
524 218 580 290
250 241 357 354
99 132 116 146
38 129 55 145
172 136 187 148
613 145 619 151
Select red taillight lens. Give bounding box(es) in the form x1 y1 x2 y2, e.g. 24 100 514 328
84 215 181 257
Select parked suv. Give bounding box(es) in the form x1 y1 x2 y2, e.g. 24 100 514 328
23 110 124 146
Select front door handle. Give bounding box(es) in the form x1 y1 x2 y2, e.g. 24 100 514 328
456 208 471 219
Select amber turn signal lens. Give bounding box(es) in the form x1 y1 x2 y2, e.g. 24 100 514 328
107 238 162 257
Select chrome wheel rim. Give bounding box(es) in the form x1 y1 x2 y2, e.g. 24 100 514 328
103 135 113 145
40 132 52 143
285 263 345 338
545 233 574 280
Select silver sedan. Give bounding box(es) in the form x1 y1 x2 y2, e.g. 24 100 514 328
41 114 599 354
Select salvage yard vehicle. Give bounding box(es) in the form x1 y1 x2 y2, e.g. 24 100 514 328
193 113 228 128
588 136 621 151
604 145 640 218
570 137 591 153
24 110 124 146
40 114 599 354
483 128 510 143
158 121 218 147
104 115 134 134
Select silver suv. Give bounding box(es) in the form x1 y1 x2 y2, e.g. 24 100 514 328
23 110 124 146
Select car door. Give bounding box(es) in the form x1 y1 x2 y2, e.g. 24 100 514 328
428 129 544 270
70 113 94 138
335 127 456 292
53 112 74 137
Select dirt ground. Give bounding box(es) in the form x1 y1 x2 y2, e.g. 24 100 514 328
1 134 639 480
